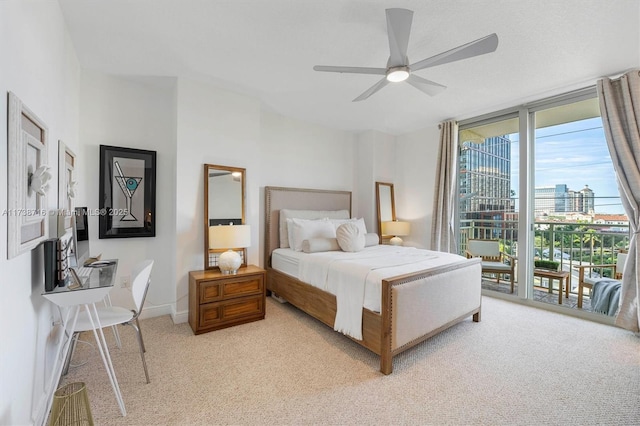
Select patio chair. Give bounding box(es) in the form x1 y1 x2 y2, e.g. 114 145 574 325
574 252 626 309
466 239 516 293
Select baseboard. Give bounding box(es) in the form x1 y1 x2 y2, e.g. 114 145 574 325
139 304 188 324
172 309 189 324
139 303 173 320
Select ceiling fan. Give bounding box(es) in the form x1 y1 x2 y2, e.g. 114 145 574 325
313 8 499 102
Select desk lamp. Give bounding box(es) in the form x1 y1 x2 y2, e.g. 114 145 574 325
382 221 410 246
209 224 251 274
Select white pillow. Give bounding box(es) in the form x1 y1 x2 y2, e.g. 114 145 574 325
302 237 340 253
364 233 379 247
289 218 336 252
329 217 367 235
279 209 350 248
336 222 365 252
353 218 368 235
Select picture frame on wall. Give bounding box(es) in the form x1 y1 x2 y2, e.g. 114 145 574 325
99 145 156 239
58 140 76 235
6 92 50 258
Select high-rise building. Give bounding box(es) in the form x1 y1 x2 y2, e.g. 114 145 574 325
459 135 513 238
534 184 595 214
535 184 569 213
580 185 595 213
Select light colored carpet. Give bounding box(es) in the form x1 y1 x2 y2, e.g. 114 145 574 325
59 296 640 425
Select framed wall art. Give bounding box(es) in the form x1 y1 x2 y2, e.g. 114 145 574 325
57 140 76 235
7 92 51 259
99 145 156 239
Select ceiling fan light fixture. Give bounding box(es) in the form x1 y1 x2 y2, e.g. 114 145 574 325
386 66 410 82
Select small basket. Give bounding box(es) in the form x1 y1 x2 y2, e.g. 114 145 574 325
49 382 94 426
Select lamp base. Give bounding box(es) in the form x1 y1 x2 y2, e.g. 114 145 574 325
389 236 403 246
219 250 241 275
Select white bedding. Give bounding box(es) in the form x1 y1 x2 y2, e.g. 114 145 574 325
271 245 468 340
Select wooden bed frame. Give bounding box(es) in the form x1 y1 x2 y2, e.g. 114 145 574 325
264 186 482 374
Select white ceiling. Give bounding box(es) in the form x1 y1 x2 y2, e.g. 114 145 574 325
58 0 640 135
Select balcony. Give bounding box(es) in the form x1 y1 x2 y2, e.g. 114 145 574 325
460 219 629 313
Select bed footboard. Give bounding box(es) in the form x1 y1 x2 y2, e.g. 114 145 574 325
380 257 482 374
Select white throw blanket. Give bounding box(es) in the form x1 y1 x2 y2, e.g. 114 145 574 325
298 246 440 340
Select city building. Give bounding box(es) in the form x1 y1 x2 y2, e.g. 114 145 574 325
459 135 514 238
535 184 595 215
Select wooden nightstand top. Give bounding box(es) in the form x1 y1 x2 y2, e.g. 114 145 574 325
189 265 265 281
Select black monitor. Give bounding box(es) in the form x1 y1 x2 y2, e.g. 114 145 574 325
71 207 90 267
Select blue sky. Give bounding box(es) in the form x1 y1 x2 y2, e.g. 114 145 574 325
510 117 623 214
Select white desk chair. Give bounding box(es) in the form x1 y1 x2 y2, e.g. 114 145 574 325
73 259 154 383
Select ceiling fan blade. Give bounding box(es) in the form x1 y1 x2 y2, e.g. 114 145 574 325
353 77 389 102
313 65 386 75
386 8 413 66
410 33 499 72
406 74 447 96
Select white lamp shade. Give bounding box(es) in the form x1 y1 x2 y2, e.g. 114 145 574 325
209 224 251 250
382 221 410 237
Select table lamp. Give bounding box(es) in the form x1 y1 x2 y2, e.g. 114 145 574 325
382 220 410 246
209 224 251 274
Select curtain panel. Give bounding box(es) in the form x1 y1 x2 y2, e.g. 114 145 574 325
431 120 458 253
597 69 640 332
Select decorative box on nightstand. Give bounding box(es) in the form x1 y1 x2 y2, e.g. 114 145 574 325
189 265 266 335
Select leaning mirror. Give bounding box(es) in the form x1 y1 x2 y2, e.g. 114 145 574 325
376 182 395 244
204 164 246 271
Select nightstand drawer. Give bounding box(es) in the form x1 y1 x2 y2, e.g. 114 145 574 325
200 275 263 304
199 303 221 325
199 295 264 329
200 281 221 303
222 276 262 298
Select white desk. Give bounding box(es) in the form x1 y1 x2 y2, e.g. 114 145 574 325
42 261 126 416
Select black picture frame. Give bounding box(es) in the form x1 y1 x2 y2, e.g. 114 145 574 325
99 145 156 239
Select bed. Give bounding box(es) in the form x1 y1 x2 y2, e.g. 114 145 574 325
264 186 482 374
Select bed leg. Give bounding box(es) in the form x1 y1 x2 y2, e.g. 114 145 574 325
380 278 393 375
473 309 481 322
380 353 392 375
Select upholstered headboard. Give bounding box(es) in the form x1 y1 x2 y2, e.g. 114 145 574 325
264 186 352 267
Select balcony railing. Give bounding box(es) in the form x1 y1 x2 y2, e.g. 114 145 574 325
460 219 630 291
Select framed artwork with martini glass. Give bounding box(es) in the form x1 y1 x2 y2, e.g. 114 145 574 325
99 145 157 239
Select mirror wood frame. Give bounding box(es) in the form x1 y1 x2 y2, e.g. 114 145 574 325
203 163 246 270
375 181 396 244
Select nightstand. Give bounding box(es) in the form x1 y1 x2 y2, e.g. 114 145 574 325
188 265 266 335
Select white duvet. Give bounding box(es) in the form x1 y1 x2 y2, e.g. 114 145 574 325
295 245 466 340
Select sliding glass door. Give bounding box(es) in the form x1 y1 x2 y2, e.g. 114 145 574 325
459 115 519 295
458 88 627 315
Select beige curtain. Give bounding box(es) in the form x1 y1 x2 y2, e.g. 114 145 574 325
597 69 640 332
431 120 458 253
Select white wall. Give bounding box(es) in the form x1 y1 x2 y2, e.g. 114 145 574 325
78 71 177 314
0 2 81 425
396 126 441 249
173 79 358 318
355 130 396 236
259 110 356 192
